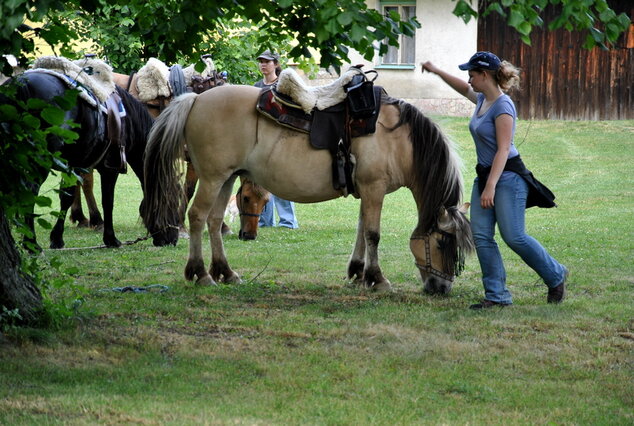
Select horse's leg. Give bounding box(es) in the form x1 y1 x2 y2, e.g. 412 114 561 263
81 171 104 230
22 182 42 253
359 196 392 292
180 161 231 238
70 184 90 228
98 169 122 248
186 160 231 237
178 160 198 239
49 185 76 249
185 177 221 286
208 177 241 284
347 209 366 284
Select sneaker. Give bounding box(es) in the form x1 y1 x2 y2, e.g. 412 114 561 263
548 267 569 304
469 299 511 310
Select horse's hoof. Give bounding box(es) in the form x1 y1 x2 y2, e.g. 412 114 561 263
179 229 190 239
223 274 242 285
346 277 365 288
221 223 232 236
196 275 217 287
105 239 122 248
371 281 393 293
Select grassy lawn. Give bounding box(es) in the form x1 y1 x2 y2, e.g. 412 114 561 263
1 118 632 424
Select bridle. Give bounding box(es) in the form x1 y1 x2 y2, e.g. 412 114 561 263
235 185 261 219
410 228 456 282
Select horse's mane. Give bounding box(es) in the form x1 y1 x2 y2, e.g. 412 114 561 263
383 96 464 233
249 181 269 199
116 85 154 145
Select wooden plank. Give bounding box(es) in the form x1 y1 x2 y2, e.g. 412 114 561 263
476 0 633 119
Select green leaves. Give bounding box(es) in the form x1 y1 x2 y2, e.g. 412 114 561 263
0 81 77 230
41 107 65 126
337 11 354 26
453 0 478 24
471 0 629 50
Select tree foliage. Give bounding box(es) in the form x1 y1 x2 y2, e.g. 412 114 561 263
454 0 630 49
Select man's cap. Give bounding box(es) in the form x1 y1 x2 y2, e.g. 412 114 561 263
458 51 501 71
256 50 279 61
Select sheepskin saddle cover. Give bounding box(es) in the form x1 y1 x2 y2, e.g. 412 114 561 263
135 56 216 102
31 55 115 103
275 67 365 114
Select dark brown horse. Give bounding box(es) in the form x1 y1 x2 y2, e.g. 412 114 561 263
70 57 234 235
3 70 154 250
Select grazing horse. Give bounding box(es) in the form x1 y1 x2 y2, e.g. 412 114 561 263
234 177 270 240
4 70 154 250
141 84 474 293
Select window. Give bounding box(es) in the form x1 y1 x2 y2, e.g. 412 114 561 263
380 2 416 66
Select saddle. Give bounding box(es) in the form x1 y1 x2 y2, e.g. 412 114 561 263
256 66 382 195
135 56 218 102
29 55 128 173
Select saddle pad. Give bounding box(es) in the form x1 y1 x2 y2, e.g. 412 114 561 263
32 56 115 103
256 88 312 133
24 68 100 109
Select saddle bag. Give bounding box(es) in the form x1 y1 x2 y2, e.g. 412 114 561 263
344 69 378 119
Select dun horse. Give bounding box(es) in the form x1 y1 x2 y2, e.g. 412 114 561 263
141 79 474 294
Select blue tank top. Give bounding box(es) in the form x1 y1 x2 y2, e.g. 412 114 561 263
468 93 519 167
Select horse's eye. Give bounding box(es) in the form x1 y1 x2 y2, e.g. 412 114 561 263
243 196 250 203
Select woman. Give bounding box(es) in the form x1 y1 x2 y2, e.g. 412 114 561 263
422 52 568 309
254 49 282 88
254 50 299 229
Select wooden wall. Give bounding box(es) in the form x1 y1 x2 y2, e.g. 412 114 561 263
477 1 633 120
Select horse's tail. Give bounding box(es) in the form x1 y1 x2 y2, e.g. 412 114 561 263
140 93 198 243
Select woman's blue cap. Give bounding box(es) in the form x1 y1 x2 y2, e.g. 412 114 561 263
459 51 501 71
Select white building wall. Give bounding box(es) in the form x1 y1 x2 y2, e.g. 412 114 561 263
346 0 478 116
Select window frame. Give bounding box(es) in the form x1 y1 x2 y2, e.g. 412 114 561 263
377 0 417 70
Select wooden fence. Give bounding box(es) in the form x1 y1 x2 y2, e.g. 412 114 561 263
477 1 633 120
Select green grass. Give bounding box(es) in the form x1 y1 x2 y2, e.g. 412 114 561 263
1 118 632 424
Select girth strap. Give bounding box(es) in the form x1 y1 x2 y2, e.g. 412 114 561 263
103 92 127 173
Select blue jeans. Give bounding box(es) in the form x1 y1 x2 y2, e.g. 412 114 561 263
470 173 565 304
259 195 298 229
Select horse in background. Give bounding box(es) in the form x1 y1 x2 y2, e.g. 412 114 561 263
3 56 155 250
141 74 474 294
234 177 270 240
69 56 246 237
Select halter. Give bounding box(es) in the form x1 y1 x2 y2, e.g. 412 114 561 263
411 228 456 282
235 185 262 218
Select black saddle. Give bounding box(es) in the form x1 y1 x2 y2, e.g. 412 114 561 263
256 73 383 195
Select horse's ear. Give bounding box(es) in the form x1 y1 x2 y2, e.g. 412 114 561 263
459 203 470 214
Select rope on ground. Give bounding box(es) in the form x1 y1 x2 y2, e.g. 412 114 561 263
97 284 170 293
47 225 178 251
52 234 153 251
245 256 273 285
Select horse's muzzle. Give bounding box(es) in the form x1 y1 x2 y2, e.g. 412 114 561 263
238 230 257 241
422 274 453 295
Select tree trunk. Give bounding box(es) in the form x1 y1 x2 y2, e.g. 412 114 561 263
0 208 43 324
